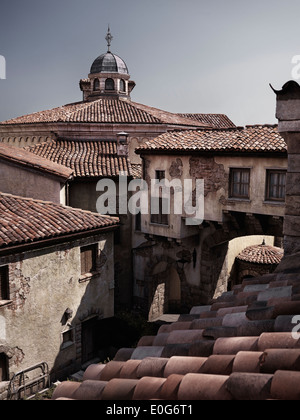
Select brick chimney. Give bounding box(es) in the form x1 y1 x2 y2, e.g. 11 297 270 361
273 81 300 255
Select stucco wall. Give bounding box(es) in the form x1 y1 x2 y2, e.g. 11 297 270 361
0 160 63 204
0 232 114 384
141 154 287 239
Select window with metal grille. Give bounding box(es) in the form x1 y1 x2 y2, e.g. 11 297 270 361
230 168 250 199
266 170 286 201
0 266 9 301
80 245 97 275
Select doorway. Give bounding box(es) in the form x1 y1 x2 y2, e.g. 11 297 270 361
81 317 98 364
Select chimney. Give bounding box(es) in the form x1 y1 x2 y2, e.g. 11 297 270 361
117 132 129 157
273 81 300 255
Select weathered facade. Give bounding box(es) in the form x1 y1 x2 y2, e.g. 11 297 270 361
0 142 72 204
0 193 118 399
134 126 287 320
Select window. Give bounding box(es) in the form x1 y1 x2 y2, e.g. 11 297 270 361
135 212 141 232
80 245 97 275
230 168 250 199
93 79 100 91
151 170 169 225
105 78 115 91
120 79 126 92
266 170 286 201
0 266 9 301
0 353 8 382
61 329 75 350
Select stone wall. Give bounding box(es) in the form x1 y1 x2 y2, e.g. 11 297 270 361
0 232 114 388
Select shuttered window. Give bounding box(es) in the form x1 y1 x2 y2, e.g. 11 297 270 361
80 245 97 275
0 266 9 301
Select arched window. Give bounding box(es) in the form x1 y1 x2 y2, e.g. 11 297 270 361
93 79 100 91
0 353 8 382
105 78 115 91
120 79 126 92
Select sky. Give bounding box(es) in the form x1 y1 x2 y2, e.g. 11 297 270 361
0 0 300 126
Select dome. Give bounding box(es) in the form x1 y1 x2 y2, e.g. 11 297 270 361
236 243 284 265
90 52 129 75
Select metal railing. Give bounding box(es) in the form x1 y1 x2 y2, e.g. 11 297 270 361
7 362 50 400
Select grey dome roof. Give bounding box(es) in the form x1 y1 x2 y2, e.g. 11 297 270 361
90 52 129 75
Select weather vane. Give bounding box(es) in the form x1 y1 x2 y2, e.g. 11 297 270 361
105 26 113 52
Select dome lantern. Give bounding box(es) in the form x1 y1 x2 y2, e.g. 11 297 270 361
80 27 135 101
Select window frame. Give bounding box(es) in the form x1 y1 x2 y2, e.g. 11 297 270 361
0 353 8 382
229 168 251 199
266 169 286 202
0 266 9 303
80 244 98 276
105 78 115 91
150 170 169 226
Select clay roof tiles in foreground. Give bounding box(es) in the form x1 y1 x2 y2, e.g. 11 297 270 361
0 98 210 128
26 139 132 178
136 125 287 154
0 142 73 180
0 192 119 250
53 259 300 401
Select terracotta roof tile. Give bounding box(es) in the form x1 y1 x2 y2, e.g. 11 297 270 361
136 125 287 154
236 244 284 265
178 113 236 129
0 142 73 180
53 256 300 401
1 98 209 128
0 192 119 249
26 139 132 178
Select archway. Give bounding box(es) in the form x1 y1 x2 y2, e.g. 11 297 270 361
148 260 182 321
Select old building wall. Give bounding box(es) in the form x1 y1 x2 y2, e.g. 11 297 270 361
68 179 133 310
0 232 114 385
141 154 286 240
0 160 63 204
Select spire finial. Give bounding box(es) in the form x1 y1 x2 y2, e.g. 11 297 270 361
105 25 113 52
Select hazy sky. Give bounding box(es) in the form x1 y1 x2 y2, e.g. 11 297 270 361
0 0 299 126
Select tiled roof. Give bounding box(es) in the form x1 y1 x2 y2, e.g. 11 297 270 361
0 192 119 249
236 244 284 265
26 139 132 178
136 125 287 154
130 164 142 179
53 265 300 401
178 113 236 129
0 99 209 128
0 142 73 180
